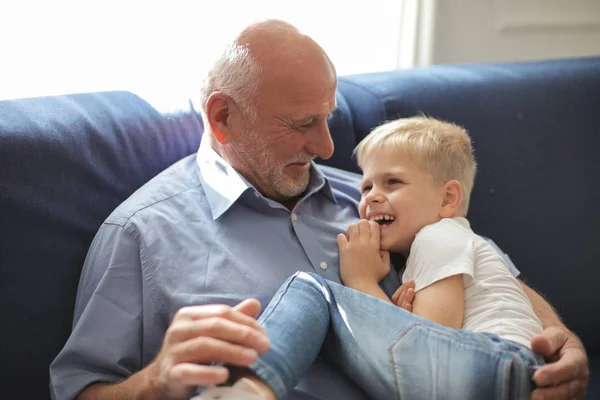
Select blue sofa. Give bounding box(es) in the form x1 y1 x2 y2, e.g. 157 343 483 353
1 57 599 399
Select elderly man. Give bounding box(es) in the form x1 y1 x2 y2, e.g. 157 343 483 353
50 20 588 400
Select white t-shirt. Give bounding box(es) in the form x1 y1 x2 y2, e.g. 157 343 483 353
402 217 543 348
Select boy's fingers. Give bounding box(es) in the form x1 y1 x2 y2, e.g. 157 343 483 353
391 281 416 306
391 286 404 303
357 219 370 237
368 220 380 243
347 223 359 240
336 233 348 247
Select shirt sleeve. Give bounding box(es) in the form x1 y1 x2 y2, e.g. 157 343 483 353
402 220 475 292
50 222 145 400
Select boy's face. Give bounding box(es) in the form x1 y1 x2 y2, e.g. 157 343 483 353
359 148 444 256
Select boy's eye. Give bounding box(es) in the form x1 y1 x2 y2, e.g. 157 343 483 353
361 185 372 194
387 179 402 185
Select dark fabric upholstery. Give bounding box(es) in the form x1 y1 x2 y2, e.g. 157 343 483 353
0 92 202 398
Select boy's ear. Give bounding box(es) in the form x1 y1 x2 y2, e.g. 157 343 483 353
439 179 463 218
206 92 236 144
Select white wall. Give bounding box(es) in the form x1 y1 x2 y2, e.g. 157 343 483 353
429 0 600 65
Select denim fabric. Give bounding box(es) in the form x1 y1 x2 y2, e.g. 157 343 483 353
251 272 543 400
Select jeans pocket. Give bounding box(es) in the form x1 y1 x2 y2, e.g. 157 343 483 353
389 323 514 400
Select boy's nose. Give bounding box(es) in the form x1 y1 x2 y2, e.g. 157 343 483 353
365 191 384 204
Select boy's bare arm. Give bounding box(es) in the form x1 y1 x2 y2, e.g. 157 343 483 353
411 274 464 330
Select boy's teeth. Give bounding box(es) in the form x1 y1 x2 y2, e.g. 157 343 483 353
370 214 396 221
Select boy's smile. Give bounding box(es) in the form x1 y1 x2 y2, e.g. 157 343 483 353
358 147 446 257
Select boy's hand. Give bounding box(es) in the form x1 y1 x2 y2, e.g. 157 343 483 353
391 280 416 311
337 220 391 287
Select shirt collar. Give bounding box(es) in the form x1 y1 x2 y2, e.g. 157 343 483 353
306 164 338 205
197 135 338 219
197 135 251 220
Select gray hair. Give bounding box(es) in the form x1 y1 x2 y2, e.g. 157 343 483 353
199 43 262 124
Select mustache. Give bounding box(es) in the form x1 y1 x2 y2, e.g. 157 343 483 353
286 153 316 165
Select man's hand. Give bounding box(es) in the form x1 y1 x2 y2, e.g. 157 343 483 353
337 220 390 288
150 299 270 400
530 327 589 400
391 280 415 311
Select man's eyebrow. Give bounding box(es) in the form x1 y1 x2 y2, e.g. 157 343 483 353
288 104 338 124
294 115 318 123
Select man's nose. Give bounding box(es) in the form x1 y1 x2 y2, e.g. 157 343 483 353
306 121 334 160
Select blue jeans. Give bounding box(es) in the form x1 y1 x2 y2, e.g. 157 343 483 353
248 272 543 400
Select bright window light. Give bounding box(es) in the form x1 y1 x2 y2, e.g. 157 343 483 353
0 0 411 108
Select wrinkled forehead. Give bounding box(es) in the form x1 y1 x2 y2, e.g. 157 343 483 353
260 67 337 118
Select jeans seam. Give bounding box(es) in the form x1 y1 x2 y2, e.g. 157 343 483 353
249 358 288 399
258 272 300 324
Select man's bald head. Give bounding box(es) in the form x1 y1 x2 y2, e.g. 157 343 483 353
199 19 335 124
239 20 335 77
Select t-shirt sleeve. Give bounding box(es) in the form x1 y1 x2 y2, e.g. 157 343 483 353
402 220 475 292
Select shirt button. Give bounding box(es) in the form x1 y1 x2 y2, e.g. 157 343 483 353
320 261 328 270
291 213 298 222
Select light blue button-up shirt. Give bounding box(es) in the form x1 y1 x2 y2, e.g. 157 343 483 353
50 135 519 400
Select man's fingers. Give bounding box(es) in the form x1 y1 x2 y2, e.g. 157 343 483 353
530 379 581 400
531 328 569 358
165 317 270 353
174 304 264 334
530 335 553 359
533 348 586 387
233 298 262 321
169 363 230 387
169 336 261 366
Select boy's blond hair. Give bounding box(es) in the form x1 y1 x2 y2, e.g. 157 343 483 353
354 116 477 214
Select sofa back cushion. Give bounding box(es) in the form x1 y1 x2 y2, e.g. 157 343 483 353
0 92 202 398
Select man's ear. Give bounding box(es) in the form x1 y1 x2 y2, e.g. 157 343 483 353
206 92 235 144
439 179 463 218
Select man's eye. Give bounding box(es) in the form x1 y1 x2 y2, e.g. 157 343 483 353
295 121 314 132
297 123 312 132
